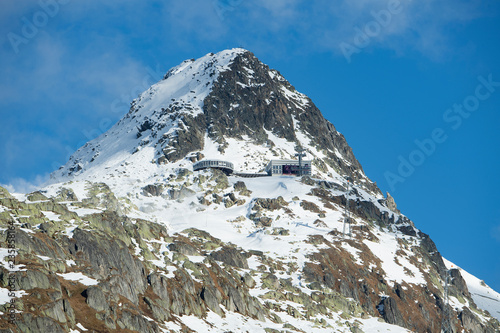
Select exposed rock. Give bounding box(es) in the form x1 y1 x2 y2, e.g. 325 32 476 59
116 309 160 333
253 197 288 211
241 273 256 288
385 192 400 214
13 229 67 259
300 200 324 214
449 268 471 299
160 113 206 163
27 191 49 202
187 152 205 162
270 227 290 236
313 219 327 228
0 186 13 198
83 286 109 312
69 228 147 304
234 181 252 196
62 299 75 324
39 221 65 237
201 286 223 315
419 232 447 279
166 186 196 200
378 297 405 327
258 216 273 227
210 247 249 269
15 269 58 291
168 241 199 256
41 299 66 323
262 274 280 289
55 188 78 202
142 184 164 196
147 273 170 304
300 176 316 186
459 307 484 333
15 313 65 333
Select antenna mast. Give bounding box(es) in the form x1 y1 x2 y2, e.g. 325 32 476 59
342 179 351 238
295 146 306 176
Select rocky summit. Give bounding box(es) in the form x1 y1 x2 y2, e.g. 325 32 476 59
1 49 499 333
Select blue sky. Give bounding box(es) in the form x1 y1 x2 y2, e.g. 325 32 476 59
1 0 499 291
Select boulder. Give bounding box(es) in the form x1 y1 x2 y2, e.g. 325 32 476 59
142 184 164 196
234 181 252 196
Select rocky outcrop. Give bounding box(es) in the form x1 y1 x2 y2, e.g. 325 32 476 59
210 246 249 269
15 314 65 333
234 181 252 196
252 197 288 211
378 297 405 327
82 286 109 312
168 240 199 256
459 307 484 333
385 192 400 214
449 268 471 300
142 184 164 196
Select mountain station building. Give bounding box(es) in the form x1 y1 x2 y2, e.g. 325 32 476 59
193 158 312 177
265 159 312 176
193 160 234 175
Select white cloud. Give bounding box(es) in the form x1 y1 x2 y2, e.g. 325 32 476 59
2 174 51 195
221 0 487 60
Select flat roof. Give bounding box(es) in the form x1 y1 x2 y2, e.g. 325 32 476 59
266 159 312 164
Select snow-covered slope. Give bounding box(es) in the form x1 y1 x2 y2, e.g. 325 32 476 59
51 49 248 181
443 258 500 322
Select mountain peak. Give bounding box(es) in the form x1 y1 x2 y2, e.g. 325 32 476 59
162 48 249 81
52 48 379 195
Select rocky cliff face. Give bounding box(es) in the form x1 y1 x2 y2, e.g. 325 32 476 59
2 49 500 332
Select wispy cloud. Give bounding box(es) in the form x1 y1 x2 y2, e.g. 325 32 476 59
2 174 51 195
212 0 488 60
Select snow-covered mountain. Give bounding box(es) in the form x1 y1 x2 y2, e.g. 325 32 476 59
1 49 499 332
51 48 377 194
